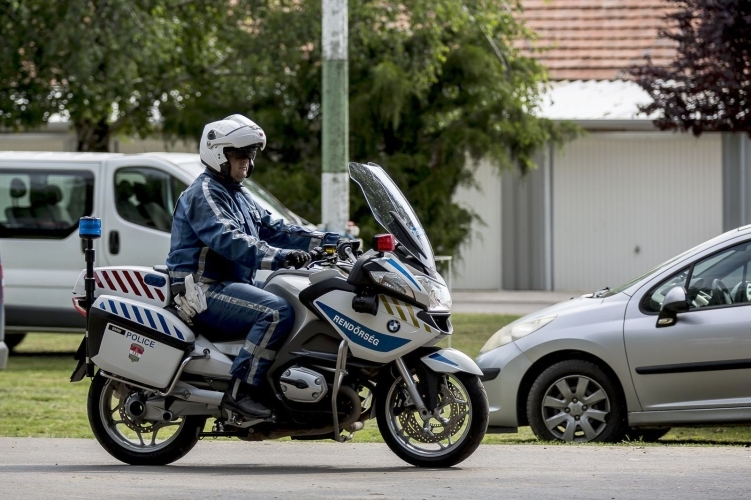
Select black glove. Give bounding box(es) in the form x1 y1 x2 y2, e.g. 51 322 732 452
284 250 311 269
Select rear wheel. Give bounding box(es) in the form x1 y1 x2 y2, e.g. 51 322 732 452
376 369 488 468
88 372 205 465
4 333 27 352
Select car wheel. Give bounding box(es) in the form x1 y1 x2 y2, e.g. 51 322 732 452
527 359 626 443
4 333 27 352
626 427 670 442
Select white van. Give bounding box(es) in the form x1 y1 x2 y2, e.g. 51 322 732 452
0 151 312 349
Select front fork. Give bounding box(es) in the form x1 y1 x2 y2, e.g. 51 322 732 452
394 357 432 421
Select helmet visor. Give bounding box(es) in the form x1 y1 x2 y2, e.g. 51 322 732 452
225 146 258 162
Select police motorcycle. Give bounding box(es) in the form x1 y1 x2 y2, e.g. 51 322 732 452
70 162 489 468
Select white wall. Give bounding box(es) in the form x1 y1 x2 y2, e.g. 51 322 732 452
452 159 502 289
552 132 723 291
0 132 75 152
0 132 196 154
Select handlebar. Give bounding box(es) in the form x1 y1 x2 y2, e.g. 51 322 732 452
343 245 357 265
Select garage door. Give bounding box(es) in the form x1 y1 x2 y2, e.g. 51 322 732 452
553 132 722 292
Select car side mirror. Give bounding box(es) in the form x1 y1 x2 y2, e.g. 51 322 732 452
656 286 689 328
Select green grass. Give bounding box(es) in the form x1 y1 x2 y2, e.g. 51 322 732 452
3 317 751 445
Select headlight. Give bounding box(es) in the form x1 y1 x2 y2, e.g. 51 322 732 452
479 316 556 354
369 271 415 299
415 275 452 311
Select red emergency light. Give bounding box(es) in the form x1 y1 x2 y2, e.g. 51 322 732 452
373 234 396 252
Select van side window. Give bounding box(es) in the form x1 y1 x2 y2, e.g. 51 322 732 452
114 167 187 233
0 170 94 239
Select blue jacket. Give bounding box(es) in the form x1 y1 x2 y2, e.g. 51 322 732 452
167 170 339 285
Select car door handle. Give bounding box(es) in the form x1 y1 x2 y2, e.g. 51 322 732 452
109 230 120 255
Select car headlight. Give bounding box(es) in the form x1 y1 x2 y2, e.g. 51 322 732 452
369 271 415 299
479 316 556 354
415 275 452 311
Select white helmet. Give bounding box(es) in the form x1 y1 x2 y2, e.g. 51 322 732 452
199 114 267 175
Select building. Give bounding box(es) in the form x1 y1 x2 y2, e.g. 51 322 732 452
453 0 751 292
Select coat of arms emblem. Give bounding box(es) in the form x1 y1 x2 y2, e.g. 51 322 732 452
129 343 144 362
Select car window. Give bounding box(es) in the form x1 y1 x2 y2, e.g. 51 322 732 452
686 241 751 309
179 161 306 226
0 169 94 239
115 167 187 233
641 268 689 314
642 240 751 313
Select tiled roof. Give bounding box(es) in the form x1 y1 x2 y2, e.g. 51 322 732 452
517 0 677 81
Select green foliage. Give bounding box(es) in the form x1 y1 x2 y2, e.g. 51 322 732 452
162 0 575 256
629 0 751 136
0 0 574 256
0 0 225 150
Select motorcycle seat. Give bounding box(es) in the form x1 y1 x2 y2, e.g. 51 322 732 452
164 306 248 343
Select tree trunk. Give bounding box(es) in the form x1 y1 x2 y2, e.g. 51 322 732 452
75 118 111 152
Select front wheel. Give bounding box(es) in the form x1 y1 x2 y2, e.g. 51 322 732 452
88 372 206 465
375 369 488 468
527 360 626 443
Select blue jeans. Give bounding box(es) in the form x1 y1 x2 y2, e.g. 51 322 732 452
195 281 295 386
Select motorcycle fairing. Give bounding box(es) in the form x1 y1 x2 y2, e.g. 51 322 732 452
312 289 439 363
373 256 430 306
420 348 483 376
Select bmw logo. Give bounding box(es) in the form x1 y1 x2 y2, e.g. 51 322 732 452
387 320 400 333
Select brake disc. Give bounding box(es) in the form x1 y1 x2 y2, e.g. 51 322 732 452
117 390 155 434
396 380 468 443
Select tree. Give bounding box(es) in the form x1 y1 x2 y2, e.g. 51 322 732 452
629 0 751 136
0 1 226 151
1 0 573 257
160 0 575 257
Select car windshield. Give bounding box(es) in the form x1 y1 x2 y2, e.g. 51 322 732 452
242 179 305 226
348 162 435 270
600 246 699 298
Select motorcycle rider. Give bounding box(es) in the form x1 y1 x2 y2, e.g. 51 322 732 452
167 114 339 418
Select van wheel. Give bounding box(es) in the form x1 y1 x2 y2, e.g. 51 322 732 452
88 372 205 465
626 427 671 442
5 333 27 352
527 360 626 443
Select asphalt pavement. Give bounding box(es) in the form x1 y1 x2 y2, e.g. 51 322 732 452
1 438 750 499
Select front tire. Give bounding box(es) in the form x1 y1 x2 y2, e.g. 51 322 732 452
527 360 626 443
626 427 670 442
375 369 488 468
88 372 205 465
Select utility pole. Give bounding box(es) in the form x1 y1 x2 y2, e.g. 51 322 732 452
322 0 349 233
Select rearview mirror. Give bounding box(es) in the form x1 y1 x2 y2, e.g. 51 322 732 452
656 286 689 328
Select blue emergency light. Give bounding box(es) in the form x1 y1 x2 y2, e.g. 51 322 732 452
79 217 102 239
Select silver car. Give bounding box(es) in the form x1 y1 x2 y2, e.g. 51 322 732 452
476 225 751 443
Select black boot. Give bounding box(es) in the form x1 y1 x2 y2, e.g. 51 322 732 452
222 379 272 419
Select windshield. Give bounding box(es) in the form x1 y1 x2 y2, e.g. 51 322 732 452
600 246 698 298
179 161 305 226
348 162 435 270
242 178 306 226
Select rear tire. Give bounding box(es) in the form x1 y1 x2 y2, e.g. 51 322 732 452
376 369 488 468
5 333 27 352
88 372 205 465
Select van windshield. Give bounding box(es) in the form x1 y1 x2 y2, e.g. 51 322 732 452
180 161 306 226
